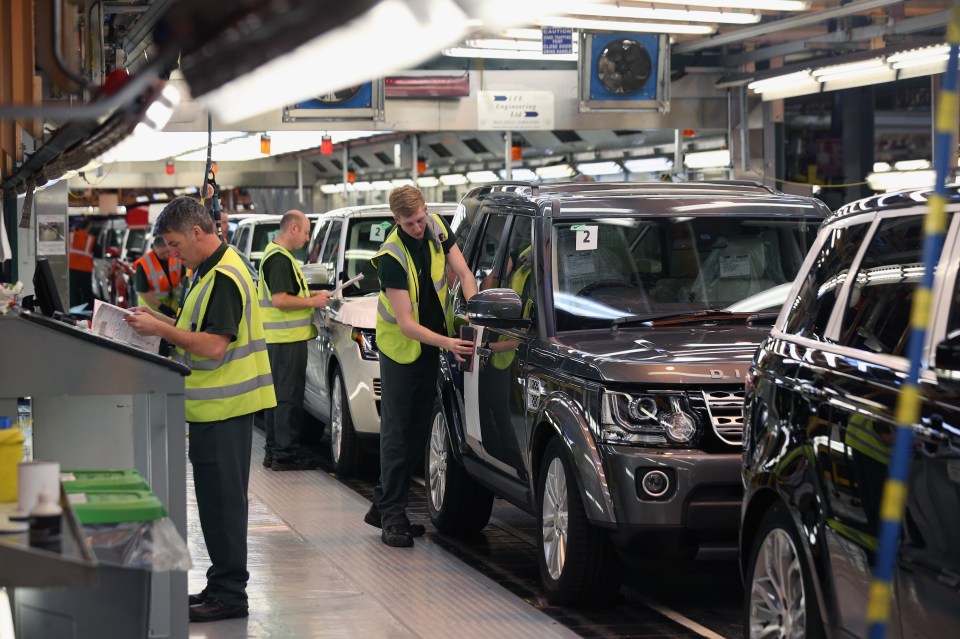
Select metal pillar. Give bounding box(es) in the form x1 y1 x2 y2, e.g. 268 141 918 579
504 131 513 180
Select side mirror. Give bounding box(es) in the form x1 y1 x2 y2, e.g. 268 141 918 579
105 246 120 258
301 264 333 289
467 288 531 329
935 330 960 388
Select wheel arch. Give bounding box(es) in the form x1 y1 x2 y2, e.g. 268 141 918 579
530 393 616 525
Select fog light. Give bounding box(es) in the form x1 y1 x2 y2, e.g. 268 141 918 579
641 470 670 498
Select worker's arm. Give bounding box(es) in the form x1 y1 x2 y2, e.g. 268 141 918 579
271 290 330 310
447 244 477 300
125 312 230 360
384 287 473 360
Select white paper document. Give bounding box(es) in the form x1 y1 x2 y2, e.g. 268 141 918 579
92 300 162 354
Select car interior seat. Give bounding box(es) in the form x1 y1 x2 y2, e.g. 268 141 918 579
690 235 777 304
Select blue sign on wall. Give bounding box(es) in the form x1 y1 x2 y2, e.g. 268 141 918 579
542 28 573 55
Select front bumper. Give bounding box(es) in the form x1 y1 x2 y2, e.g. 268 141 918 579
599 445 742 552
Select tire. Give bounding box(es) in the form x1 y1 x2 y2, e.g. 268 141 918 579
330 371 362 476
744 502 825 639
425 400 494 533
537 438 622 606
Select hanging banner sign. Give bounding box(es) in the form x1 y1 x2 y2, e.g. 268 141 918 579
477 91 555 131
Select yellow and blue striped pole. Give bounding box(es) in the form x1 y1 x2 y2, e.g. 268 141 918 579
867 4 960 638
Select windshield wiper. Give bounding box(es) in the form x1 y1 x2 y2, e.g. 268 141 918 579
612 309 755 328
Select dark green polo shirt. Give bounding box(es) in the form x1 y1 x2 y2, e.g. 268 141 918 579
261 250 301 297
378 216 455 350
189 243 242 341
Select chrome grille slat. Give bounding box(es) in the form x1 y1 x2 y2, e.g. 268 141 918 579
701 389 745 446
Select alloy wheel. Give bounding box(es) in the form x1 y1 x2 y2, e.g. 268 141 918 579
428 413 448 511
749 528 807 638
541 457 569 581
330 375 343 464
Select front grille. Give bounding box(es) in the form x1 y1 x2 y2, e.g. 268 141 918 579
372 379 382 397
700 389 745 446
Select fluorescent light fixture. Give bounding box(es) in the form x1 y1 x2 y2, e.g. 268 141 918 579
750 42 955 101
439 173 468 186
535 163 576 179
684 149 730 169
624 157 674 173
417 176 441 187
142 84 181 131
538 16 715 35
873 162 892 172
630 0 809 9
571 4 760 24
136 195 149 203
320 183 344 194
465 38 549 51
372 180 393 190
499 168 539 181
352 181 374 191
99 131 248 163
195 0 581 123
391 178 415 188
466 170 500 183
500 28 550 40
894 159 931 171
867 170 935 192
576 161 624 176
443 47 577 61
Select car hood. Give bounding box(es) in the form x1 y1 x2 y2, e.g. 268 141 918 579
548 324 768 384
333 294 377 329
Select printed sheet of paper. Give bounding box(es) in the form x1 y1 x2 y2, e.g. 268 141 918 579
92 300 162 354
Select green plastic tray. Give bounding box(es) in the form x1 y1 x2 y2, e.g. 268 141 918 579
62 469 149 493
68 490 167 525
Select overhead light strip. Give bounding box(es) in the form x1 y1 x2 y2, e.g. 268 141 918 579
622 0 809 10
569 4 760 25
748 43 953 100
537 16 715 35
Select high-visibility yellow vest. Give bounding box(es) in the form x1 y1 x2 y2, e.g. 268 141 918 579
133 250 182 312
492 245 534 370
173 246 277 422
372 214 451 364
257 242 317 344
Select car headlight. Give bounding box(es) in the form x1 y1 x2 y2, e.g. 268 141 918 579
351 328 379 360
600 391 700 447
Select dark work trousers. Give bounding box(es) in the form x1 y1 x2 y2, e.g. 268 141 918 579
69 268 93 308
264 339 308 462
189 413 254 606
372 350 441 528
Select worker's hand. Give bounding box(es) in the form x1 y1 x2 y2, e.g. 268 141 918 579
311 290 331 308
446 337 474 362
124 308 165 336
128 305 165 321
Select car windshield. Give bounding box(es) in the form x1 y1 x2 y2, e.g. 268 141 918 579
551 216 820 330
342 216 394 297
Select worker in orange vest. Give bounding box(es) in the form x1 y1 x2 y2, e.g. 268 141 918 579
133 235 184 318
68 218 94 308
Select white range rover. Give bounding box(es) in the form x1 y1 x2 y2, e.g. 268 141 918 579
302 203 457 475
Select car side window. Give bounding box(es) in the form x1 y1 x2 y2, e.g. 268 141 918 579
319 221 342 273
307 220 328 264
472 213 508 284
783 222 870 340
838 215 924 356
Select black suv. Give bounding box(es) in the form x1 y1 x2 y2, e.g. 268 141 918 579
427 181 827 604
741 187 960 638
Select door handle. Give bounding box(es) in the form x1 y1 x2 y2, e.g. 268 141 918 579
476 346 492 359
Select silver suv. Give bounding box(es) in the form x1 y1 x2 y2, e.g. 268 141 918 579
302 203 457 475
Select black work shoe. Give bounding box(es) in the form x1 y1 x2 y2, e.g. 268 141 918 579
188 597 248 622
381 524 414 548
364 505 426 537
262 454 272 468
188 591 208 606
271 457 317 471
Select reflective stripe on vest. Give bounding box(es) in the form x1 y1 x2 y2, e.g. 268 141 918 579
173 247 277 422
69 230 94 271
372 214 451 364
257 242 317 344
133 251 182 312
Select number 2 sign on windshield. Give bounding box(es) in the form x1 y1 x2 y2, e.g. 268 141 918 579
573 224 598 251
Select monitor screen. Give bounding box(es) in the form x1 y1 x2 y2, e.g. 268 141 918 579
33 258 65 317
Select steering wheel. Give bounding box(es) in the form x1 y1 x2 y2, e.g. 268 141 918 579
577 279 639 296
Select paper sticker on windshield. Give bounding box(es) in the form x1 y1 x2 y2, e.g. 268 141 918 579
574 225 598 251
369 222 391 242
719 254 751 278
